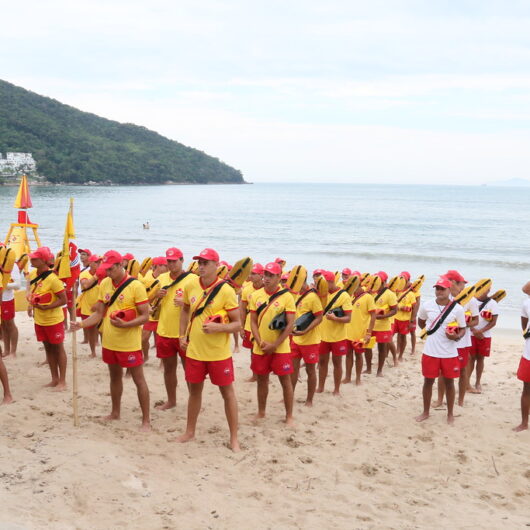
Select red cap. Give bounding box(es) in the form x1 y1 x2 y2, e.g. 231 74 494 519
342 268 352 276
122 253 134 261
313 268 324 276
152 256 168 266
400 271 411 281
445 270 467 283
88 254 102 263
165 247 183 260
322 270 335 282
376 271 388 283
251 263 264 275
275 257 285 264
352 270 361 277
78 248 92 256
100 250 123 270
264 262 282 275
434 277 452 289
29 247 53 262
281 273 289 281
192 248 219 262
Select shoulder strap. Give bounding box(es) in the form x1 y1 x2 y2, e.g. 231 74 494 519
106 278 137 308
295 288 316 308
162 271 191 291
256 288 289 317
374 288 388 303
426 301 458 336
478 297 491 312
186 280 228 338
146 279 160 293
352 291 368 304
30 270 54 292
81 278 98 293
397 287 413 303
324 289 346 314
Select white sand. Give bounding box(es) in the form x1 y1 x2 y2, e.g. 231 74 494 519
1 314 529 529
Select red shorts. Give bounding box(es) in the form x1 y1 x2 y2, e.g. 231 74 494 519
319 339 349 356
371 329 392 344
393 319 411 336
422 354 460 379
470 336 491 357
1 299 15 321
155 335 184 359
66 289 74 309
242 330 253 349
517 357 530 383
251 352 293 376
185 356 234 386
102 348 143 368
143 320 158 332
409 321 417 332
457 346 471 369
291 343 319 364
349 340 365 354
35 322 65 344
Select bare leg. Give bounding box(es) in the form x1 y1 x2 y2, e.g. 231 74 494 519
355 353 363 385
291 356 301 393
343 351 353 383
2 320 18 357
432 377 446 407
458 361 469 406
415 377 434 421
0 358 13 404
474 356 485 392
232 332 240 353
445 377 456 424
43 342 59 387
219 383 240 451
53 343 67 391
376 343 387 376
363 348 372 373
255 373 269 418
388 340 398 366
87 326 98 357
106 363 123 420
141 329 151 361
156 355 177 410
397 333 407 361
129 365 151 431
177 382 203 442
305 363 316 406
332 355 343 395
513 382 530 432
410 330 417 355
278 373 294 425
317 352 329 392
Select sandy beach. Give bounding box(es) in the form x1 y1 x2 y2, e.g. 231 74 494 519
1 314 529 529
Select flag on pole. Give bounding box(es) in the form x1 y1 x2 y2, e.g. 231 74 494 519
13 175 33 209
58 198 80 288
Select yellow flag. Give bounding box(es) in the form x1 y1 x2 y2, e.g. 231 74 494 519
58 199 75 280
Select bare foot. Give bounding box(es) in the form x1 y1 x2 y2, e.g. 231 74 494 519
475 384 482 393
1 395 14 405
245 375 257 383
38 360 49 367
362 369 371 374
468 387 481 394
304 401 313 407
285 416 295 427
315 387 324 394
229 439 241 452
355 379 362 386
90 353 97 358
513 423 528 432
175 432 195 443
253 412 266 422
376 372 383 377
431 400 444 408
447 414 455 425
415 412 429 422
139 422 152 432
332 390 341 397
102 413 120 422
53 382 67 392
44 380 58 388
233 346 240 353
155 401 176 411
342 378 351 384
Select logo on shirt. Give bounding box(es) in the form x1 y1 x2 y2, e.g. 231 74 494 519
190 296 197 304
118 294 124 301
273 301 279 307
104 293 111 301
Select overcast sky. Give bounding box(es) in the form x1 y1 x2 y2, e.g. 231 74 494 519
2 1 530 184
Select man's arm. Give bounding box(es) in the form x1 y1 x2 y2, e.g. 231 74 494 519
72 301 105 330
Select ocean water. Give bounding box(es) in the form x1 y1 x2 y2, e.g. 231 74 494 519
1 182 528 330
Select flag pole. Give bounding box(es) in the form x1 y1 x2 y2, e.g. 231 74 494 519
70 197 80 427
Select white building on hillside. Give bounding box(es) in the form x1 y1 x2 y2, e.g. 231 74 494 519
0 152 37 173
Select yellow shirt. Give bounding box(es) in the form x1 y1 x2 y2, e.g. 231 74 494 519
347 292 376 341
241 282 258 332
79 269 99 316
184 277 239 362
156 271 195 338
30 269 65 326
98 276 148 352
249 287 296 355
395 290 417 322
320 289 353 343
373 288 398 332
293 289 323 346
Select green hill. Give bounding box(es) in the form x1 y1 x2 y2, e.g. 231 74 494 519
0 80 244 185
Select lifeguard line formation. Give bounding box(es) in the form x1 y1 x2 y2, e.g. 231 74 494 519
1 177 529 452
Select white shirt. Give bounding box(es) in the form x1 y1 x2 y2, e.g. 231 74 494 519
419 299 466 358
461 297 479 348
522 299 530 361
1 266 21 302
475 297 499 339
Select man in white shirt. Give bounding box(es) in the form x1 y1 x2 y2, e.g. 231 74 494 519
514 292 530 432
416 277 466 425
1 264 21 358
468 287 499 393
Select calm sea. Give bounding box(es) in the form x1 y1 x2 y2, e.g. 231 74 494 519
1 182 528 330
